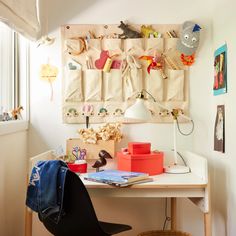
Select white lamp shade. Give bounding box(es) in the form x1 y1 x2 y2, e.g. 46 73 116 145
124 98 152 121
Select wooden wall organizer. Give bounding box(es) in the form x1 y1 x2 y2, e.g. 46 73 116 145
61 24 189 124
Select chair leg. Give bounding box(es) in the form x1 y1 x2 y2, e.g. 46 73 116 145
25 207 32 236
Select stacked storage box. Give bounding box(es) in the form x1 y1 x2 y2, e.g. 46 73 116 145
117 142 164 176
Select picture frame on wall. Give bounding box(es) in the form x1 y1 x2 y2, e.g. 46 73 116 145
214 105 225 153
213 44 227 96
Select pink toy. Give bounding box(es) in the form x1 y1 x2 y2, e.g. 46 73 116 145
111 60 122 69
95 50 109 69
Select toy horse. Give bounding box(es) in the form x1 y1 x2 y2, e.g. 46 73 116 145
11 106 23 120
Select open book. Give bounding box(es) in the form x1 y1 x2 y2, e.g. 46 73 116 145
84 170 152 187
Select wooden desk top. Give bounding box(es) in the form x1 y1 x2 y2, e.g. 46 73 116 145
81 171 207 189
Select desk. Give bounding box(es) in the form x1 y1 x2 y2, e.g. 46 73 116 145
25 151 211 236
82 151 211 236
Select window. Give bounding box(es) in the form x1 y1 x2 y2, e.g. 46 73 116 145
0 22 15 113
0 22 28 122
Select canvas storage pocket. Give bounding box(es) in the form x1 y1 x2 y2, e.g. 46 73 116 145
166 69 185 101
123 68 143 100
83 69 102 101
102 38 122 53
165 38 179 51
145 38 164 53
103 69 123 101
124 38 144 55
87 39 102 67
65 69 83 102
144 69 164 101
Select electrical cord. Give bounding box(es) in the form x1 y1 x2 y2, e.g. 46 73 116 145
162 198 171 230
176 117 194 136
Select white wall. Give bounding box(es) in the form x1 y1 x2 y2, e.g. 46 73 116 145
0 131 28 236
211 0 236 235
29 0 213 235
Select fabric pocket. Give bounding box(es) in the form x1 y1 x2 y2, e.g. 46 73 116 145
83 69 102 101
65 69 83 102
166 69 185 101
144 69 164 101
103 69 123 101
165 38 179 51
124 38 144 55
86 39 102 68
123 68 143 100
102 38 122 54
145 38 164 53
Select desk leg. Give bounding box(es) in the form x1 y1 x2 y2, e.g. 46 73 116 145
204 212 211 236
171 198 177 231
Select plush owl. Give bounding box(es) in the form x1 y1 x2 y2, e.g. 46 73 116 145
176 21 201 56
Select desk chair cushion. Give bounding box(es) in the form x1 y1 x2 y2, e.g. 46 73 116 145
40 170 132 236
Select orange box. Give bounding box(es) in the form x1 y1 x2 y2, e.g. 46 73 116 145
128 142 151 154
117 151 164 176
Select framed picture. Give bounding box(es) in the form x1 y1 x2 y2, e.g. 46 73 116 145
214 105 225 153
213 44 227 96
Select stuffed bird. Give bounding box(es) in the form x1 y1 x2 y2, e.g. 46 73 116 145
92 150 113 171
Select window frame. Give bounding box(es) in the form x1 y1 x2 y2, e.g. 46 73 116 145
0 23 29 135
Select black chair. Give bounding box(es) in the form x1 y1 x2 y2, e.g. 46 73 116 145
40 170 132 236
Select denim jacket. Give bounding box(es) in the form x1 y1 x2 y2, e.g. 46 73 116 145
26 160 68 224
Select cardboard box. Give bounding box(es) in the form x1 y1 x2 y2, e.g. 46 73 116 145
128 142 151 154
117 151 164 176
67 139 115 160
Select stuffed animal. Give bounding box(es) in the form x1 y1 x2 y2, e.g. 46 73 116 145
141 25 160 38
176 21 201 56
118 21 142 39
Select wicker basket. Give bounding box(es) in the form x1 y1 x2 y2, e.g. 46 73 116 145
137 230 191 236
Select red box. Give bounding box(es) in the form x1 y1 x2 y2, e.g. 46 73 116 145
67 163 87 173
117 151 164 176
128 142 151 155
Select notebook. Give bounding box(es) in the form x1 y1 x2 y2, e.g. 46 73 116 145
84 170 152 187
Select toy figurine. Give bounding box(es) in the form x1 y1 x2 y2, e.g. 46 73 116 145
176 21 201 66
118 21 142 39
11 106 23 120
92 150 112 172
176 21 201 56
141 25 160 38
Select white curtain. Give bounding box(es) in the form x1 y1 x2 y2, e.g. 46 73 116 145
0 0 41 40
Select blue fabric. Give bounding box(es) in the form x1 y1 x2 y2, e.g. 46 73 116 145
26 160 68 223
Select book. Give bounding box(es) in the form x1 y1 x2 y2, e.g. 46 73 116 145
84 170 151 187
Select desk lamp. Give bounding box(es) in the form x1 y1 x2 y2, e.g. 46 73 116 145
124 89 194 174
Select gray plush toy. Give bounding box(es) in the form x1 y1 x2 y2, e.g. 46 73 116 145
176 21 201 56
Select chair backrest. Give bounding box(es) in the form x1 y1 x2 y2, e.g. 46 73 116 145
28 150 55 177
41 170 109 236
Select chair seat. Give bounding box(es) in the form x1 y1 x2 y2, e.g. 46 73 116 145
99 221 132 235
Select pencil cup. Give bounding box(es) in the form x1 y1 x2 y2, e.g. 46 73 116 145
68 160 87 173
